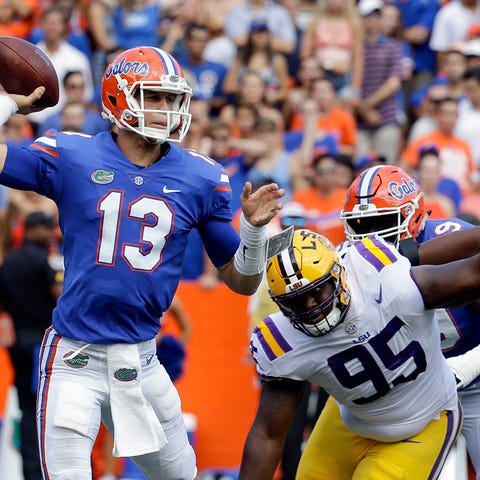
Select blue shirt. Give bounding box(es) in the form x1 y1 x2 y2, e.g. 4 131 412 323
391 0 439 73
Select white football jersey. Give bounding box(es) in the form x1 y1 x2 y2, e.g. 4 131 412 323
250 236 458 442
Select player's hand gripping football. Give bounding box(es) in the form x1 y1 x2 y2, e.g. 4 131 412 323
8 86 46 114
241 181 285 227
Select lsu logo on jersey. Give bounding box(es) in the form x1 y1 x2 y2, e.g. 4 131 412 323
388 177 417 201
104 57 149 79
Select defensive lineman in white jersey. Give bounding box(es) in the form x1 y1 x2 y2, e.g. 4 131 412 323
240 229 480 480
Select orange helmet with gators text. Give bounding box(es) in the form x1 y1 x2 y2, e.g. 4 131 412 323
101 46 192 144
340 165 427 247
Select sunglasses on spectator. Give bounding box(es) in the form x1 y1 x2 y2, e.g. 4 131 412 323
281 216 308 228
315 167 337 175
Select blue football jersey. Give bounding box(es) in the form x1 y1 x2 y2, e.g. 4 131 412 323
418 218 480 362
1 130 238 343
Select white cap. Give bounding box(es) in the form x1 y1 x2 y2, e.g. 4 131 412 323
462 39 480 57
279 201 306 219
358 0 384 16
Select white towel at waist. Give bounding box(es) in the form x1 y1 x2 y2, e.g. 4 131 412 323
107 343 167 457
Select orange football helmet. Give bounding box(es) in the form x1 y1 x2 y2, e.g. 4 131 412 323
340 165 427 247
101 46 192 144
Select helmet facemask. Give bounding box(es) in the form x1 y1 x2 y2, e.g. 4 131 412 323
341 193 424 248
268 230 351 338
273 266 350 337
103 73 192 144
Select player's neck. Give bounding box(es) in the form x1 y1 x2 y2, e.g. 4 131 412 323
115 131 167 167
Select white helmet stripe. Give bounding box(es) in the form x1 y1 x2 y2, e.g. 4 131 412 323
279 248 301 287
151 48 178 75
357 166 384 205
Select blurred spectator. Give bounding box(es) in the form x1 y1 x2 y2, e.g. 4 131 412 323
220 70 285 129
407 49 467 122
38 71 110 135
282 55 322 129
455 66 480 168
461 37 480 69
429 0 480 72
277 0 305 84
176 23 228 114
181 95 211 151
87 0 118 101
335 153 355 188
246 117 297 201
381 2 413 130
354 150 386 174
29 0 92 57
224 0 296 55
190 0 239 68
399 97 476 195
3 113 34 146
289 97 340 191
113 0 160 50
28 5 94 128
203 119 251 213
292 151 347 245
223 21 290 108
0 0 39 38
0 211 63 480
390 0 439 107
416 147 457 218
460 181 480 219
289 76 357 156
408 82 448 141
300 0 364 98
354 0 403 165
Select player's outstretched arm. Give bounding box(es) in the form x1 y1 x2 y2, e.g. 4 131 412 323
413 254 480 310
417 226 480 265
219 181 285 295
0 87 45 174
239 379 306 480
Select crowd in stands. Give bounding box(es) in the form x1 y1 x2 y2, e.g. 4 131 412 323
2 0 480 477
1 0 480 265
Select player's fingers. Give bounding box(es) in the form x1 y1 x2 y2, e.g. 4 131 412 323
241 181 253 201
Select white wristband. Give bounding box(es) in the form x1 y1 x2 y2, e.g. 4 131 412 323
0 95 18 126
234 213 267 276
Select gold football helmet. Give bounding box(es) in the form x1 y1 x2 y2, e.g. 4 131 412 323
267 229 350 337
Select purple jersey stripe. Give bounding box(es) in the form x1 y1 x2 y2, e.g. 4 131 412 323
253 324 276 361
355 236 398 272
428 401 463 480
264 316 293 353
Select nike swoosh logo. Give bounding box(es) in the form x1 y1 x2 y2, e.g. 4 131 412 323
401 439 421 444
375 285 383 304
163 186 181 194
146 354 155 365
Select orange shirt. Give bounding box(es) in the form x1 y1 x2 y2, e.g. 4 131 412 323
400 131 475 195
292 187 347 246
0 0 40 38
289 107 357 149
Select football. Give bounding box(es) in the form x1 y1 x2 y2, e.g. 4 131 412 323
0 36 59 111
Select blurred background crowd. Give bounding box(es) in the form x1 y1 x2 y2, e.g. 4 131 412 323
2 0 480 478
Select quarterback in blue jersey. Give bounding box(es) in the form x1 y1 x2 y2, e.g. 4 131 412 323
341 165 480 478
0 46 285 480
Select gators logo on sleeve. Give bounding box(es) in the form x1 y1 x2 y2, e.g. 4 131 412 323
354 236 398 272
253 317 292 361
